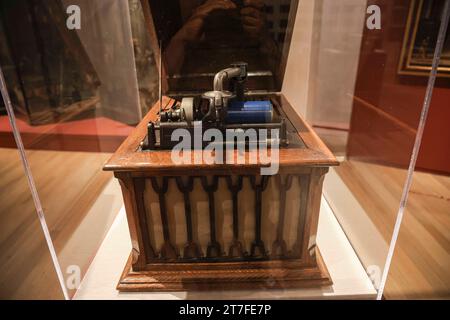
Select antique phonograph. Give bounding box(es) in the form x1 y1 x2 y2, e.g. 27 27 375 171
104 0 338 291
143 61 289 150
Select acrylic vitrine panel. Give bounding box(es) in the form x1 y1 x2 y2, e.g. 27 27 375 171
144 0 299 94
0 109 64 299
282 0 446 296
384 52 450 299
1 0 446 299
0 0 154 298
384 168 450 299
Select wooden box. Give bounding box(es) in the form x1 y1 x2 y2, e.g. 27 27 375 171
104 95 337 291
103 0 338 291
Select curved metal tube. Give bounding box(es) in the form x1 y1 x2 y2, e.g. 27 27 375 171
213 67 241 91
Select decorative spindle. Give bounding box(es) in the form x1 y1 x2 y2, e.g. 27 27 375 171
271 175 293 258
201 176 222 258
292 174 310 258
176 177 202 259
150 177 178 260
226 176 245 258
133 178 157 261
249 175 270 258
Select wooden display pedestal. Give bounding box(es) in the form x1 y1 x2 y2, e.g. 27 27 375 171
104 95 338 292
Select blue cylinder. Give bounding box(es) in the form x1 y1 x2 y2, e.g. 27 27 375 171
226 100 273 124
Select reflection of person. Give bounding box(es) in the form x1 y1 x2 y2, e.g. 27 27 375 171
164 0 271 75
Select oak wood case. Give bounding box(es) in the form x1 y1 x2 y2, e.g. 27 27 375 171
104 94 337 291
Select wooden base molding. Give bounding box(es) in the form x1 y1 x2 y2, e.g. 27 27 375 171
117 247 331 291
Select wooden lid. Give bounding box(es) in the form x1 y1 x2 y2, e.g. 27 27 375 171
140 0 299 94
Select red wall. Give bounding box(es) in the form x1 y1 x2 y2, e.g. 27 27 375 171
347 0 450 175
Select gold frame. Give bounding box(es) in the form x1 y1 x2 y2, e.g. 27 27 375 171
398 0 450 77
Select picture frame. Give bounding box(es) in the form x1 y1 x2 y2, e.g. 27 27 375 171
398 0 450 77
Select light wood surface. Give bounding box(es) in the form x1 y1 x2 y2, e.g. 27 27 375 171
0 147 114 299
388 169 450 299
334 160 450 299
0 148 63 299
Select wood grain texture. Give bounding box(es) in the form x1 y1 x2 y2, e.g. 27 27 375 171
334 160 450 299
106 95 336 291
0 148 112 299
117 247 331 291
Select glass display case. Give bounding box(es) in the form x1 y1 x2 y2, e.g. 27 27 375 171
0 0 448 300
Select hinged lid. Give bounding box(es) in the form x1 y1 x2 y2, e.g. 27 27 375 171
140 0 299 95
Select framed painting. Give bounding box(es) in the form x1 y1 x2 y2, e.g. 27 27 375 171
398 0 450 77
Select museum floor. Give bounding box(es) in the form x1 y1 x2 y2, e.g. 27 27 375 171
335 161 450 299
0 148 120 299
0 147 448 299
